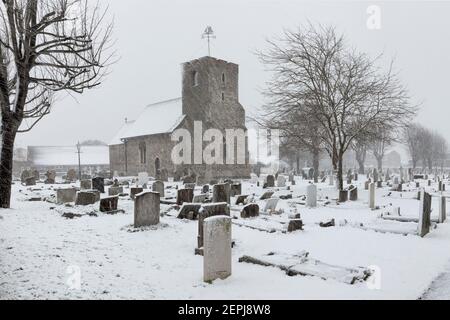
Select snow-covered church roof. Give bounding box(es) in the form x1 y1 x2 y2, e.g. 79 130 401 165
109 98 185 146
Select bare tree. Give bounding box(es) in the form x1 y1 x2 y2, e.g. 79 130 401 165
371 128 395 171
404 123 424 169
0 0 115 208
258 24 415 190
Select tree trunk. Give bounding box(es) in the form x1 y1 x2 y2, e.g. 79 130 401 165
0 120 18 208
337 152 344 191
376 156 383 172
312 150 320 183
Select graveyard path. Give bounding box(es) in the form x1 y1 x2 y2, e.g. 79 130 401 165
420 261 450 300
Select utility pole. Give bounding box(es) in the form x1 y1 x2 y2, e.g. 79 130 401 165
202 26 216 56
76 142 82 181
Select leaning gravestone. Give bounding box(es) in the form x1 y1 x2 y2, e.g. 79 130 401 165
266 175 275 188
418 190 432 237
100 196 119 213
306 184 317 208
57 188 77 204
80 179 92 190
264 198 280 214
193 194 208 203
197 203 230 253
92 177 105 193
213 183 231 204
241 204 259 218
203 216 232 283
75 191 97 206
177 188 194 205
152 181 165 197
177 203 202 220
439 195 446 224
134 192 160 228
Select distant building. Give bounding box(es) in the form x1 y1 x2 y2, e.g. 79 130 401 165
109 56 251 180
27 145 109 173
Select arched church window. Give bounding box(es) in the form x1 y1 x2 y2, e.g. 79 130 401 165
139 142 147 164
155 157 161 173
193 71 199 87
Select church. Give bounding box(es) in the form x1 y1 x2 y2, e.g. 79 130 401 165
109 56 251 181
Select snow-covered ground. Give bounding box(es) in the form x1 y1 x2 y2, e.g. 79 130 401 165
1 177 450 300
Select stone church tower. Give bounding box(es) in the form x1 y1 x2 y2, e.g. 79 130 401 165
109 56 251 181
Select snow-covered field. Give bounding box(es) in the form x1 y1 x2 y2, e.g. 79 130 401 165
1 177 450 300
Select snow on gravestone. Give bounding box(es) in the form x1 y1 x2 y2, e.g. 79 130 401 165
108 186 124 197
203 216 232 283
306 184 317 208
138 172 149 187
241 204 259 218
369 183 376 209
152 180 165 198
418 190 432 237
134 192 160 228
439 195 447 224
213 183 231 204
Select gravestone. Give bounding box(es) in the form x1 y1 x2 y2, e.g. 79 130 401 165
260 191 274 200
108 186 124 197
197 203 230 252
277 175 286 188
202 185 210 194
185 183 196 190
80 179 92 190
306 184 317 208
418 190 432 237
21 170 31 183
349 186 358 201
193 194 208 203
339 190 348 203
365 180 371 191
177 188 194 205
134 192 160 228
439 195 446 224
377 181 382 188
235 195 249 206
264 198 280 214
92 177 105 193
138 172 149 186
32 170 40 181
213 183 231 204
203 216 232 283
241 204 259 218
160 168 169 182
178 203 202 220
57 188 77 204
100 196 119 213
75 191 97 206
230 183 242 197
130 187 144 200
288 219 304 232
25 177 36 186
329 173 334 186
67 169 77 182
266 175 275 188
369 183 376 209
392 207 401 216
152 181 165 197
45 170 56 184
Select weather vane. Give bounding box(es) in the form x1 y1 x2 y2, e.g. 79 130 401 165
202 26 216 57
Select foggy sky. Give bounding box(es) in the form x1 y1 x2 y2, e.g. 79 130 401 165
16 0 450 159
